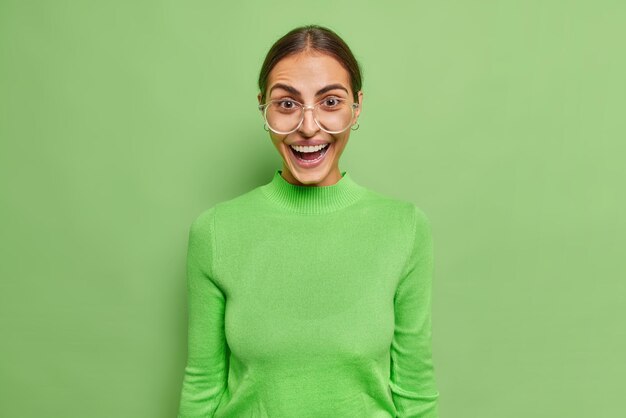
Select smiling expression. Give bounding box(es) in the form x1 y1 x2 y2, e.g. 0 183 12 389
258 51 363 187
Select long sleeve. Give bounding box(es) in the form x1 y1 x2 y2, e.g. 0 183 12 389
178 207 228 418
390 206 440 417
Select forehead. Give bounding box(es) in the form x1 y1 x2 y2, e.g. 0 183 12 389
268 52 351 94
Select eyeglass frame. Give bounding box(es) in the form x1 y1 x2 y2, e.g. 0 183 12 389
258 97 360 135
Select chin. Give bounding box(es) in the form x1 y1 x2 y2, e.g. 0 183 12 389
294 170 329 185
282 160 332 187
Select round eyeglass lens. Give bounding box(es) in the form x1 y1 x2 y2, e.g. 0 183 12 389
265 100 303 134
317 98 353 133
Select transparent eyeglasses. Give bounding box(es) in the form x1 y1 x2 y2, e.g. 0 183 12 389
258 97 359 134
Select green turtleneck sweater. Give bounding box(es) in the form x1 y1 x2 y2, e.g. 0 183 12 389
177 170 440 418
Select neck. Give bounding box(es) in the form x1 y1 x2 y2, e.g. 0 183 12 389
280 166 343 187
261 169 367 214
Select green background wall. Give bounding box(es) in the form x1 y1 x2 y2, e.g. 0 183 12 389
1 1 624 417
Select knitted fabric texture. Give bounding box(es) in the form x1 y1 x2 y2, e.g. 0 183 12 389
178 169 439 418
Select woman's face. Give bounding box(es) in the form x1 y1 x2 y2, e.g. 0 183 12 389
258 52 363 187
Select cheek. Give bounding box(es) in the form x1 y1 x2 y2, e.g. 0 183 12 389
269 135 285 149
272 138 291 157
327 142 345 161
332 135 350 152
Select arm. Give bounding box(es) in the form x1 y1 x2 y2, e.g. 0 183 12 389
390 205 440 417
178 207 228 418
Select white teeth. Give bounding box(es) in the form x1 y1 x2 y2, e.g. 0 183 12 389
290 143 329 153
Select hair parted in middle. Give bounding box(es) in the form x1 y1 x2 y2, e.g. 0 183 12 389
258 24 363 104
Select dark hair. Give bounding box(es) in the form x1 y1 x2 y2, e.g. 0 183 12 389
258 24 363 104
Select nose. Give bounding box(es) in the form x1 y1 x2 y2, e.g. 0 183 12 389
298 105 320 136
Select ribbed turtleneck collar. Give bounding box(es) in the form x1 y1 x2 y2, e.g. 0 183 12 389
260 169 367 214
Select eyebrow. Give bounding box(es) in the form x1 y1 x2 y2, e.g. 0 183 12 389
269 83 349 97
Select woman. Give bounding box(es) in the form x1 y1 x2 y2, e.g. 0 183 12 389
178 24 440 418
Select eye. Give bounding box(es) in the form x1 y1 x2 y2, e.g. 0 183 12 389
321 96 343 108
277 99 299 110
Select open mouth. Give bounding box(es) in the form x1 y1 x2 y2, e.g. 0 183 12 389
288 142 331 167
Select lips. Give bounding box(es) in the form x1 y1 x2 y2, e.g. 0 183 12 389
289 143 329 153
288 139 330 147
285 141 332 169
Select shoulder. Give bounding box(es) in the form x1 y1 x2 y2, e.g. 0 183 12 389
188 205 218 240
190 184 266 229
358 187 431 229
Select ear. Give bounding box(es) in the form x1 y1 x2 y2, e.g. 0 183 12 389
354 90 363 120
257 92 263 105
